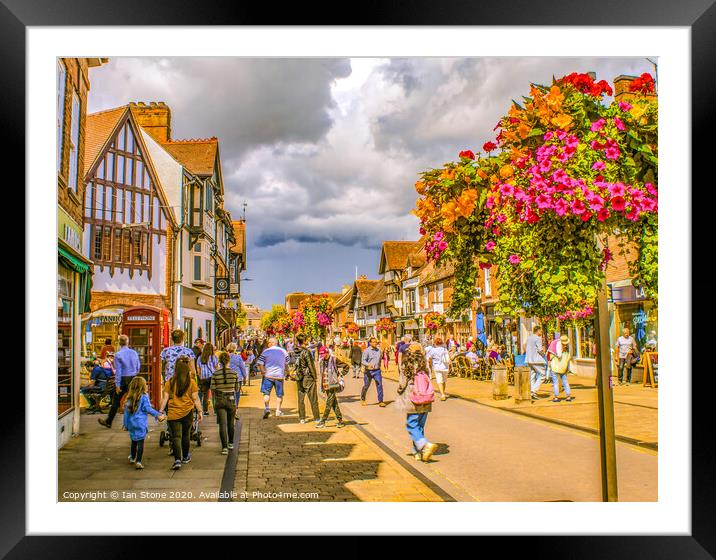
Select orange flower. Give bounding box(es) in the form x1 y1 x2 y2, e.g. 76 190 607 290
440 201 459 226
517 123 531 139
456 189 478 217
545 85 564 111
440 169 456 181
499 165 514 179
415 181 427 195
477 169 488 180
551 113 573 130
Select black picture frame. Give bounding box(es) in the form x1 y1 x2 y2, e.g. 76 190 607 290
7 0 712 556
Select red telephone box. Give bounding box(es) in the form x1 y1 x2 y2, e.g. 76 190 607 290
122 306 163 407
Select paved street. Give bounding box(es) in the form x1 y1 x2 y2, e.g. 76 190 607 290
59 366 656 502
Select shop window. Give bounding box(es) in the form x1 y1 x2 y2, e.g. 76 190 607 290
68 93 80 191
57 60 66 172
57 264 74 416
578 322 596 359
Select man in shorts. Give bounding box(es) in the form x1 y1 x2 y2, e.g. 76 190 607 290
256 336 288 419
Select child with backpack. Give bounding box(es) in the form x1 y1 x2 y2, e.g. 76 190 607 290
122 376 165 470
396 344 438 462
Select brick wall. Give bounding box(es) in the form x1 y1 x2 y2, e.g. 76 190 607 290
89 291 170 313
605 235 638 283
57 58 91 227
130 102 172 143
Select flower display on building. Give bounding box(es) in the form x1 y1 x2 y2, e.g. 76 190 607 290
298 294 335 339
344 321 360 335
423 311 446 333
413 72 658 324
375 317 397 332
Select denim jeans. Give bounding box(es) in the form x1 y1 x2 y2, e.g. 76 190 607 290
618 358 632 384
551 370 571 397
198 377 212 413
528 363 547 393
168 411 193 461
106 376 134 426
215 405 236 449
406 413 429 452
351 364 361 377
361 370 384 403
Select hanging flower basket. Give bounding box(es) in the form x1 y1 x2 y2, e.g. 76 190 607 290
376 317 397 332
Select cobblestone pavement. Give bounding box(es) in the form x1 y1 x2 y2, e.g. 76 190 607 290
233 378 445 502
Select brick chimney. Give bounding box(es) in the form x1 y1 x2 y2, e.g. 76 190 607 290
130 101 172 143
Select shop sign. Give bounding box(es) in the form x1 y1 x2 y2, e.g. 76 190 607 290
215 277 229 295
126 314 157 322
609 284 648 303
230 283 239 296
58 208 83 253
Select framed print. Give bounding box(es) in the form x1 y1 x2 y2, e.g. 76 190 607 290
6 0 713 555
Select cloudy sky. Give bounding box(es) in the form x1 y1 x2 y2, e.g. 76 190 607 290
87 57 654 310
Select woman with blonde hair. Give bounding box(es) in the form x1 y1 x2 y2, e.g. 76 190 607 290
122 376 165 470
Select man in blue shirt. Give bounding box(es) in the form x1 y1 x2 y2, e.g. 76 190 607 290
98 334 141 429
256 337 288 419
361 337 385 407
81 357 113 412
226 342 248 399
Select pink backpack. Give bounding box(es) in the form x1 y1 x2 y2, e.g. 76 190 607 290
410 370 435 405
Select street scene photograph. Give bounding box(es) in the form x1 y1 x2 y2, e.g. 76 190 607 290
56 56 658 503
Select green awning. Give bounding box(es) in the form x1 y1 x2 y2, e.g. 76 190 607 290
58 246 90 274
58 247 93 313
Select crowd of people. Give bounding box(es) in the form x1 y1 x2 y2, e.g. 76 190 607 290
83 324 653 470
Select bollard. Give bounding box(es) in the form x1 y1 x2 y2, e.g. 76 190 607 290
492 365 509 400
513 366 532 403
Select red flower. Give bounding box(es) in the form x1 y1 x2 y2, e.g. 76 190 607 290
629 73 655 94
459 150 475 160
482 141 497 153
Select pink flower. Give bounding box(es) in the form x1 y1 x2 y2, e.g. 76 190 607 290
556 130 567 141
592 161 606 171
539 159 552 173
590 118 606 132
604 146 620 160
588 195 604 211
544 131 554 141
571 199 587 215
536 194 553 210
645 183 658 196
597 208 610 222
485 197 495 209
479 262 491 270
625 207 640 221
565 135 579 148
434 231 444 241
500 184 515 197
619 101 632 111
614 117 626 131
438 241 448 251
611 196 626 211
552 169 569 184
554 198 568 216
485 241 496 252
607 183 625 198
492 227 500 236
509 255 521 265
497 213 507 223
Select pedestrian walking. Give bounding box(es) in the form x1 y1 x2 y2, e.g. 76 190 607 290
98 334 140 429
396 344 438 462
256 336 288 419
525 325 547 400
158 357 203 470
382 343 392 370
161 329 197 384
122 376 165 470
426 337 450 401
292 334 321 423
226 342 248 396
396 334 412 371
350 341 363 378
197 342 218 415
361 337 386 407
316 345 347 428
616 326 639 385
210 352 240 455
550 335 574 402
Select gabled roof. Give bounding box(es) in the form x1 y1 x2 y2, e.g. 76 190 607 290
83 106 128 177
419 259 455 286
333 287 354 310
285 293 310 310
159 138 218 177
406 247 426 270
378 241 422 273
362 282 387 306
349 277 382 310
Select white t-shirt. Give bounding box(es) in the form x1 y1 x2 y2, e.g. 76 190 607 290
427 346 450 371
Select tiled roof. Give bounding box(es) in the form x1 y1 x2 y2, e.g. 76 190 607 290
354 278 381 302
419 259 455 285
159 137 218 176
379 241 422 273
333 288 354 309
231 220 246 255
285 293 310 309
83 106 128 177
362 282 387 306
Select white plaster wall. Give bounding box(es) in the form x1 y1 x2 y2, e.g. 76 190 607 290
182 308 215 341
141 129 182 224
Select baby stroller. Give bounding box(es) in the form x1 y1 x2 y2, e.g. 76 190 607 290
159 409 203 450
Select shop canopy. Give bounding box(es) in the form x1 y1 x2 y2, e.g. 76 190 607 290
58 246 93 314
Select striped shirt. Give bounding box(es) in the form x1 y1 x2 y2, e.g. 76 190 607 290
210 367 239 395
256 345 288 380
197 354 219 380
